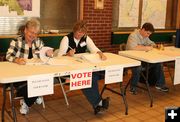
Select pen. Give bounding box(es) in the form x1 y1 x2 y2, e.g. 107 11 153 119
69 46 73 50
75 59 82 63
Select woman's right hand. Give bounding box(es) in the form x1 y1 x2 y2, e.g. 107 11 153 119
66 49 76 56
14 58 26 65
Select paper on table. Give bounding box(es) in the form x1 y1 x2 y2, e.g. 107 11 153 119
26 58 44 65
26 58 74 66
75 53 103 63
26 46 53 65
47 58 74 66
73 53 88 58
35 46 53 63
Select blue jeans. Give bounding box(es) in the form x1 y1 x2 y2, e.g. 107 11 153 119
81 72 102 108
130 63 165 89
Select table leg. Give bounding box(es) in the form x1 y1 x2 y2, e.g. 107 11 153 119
100 84 106 96
1 84 7 122
145 64 153 107
100 83 128 115
120 82 128 115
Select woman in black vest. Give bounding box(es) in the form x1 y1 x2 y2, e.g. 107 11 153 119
58 20 109 114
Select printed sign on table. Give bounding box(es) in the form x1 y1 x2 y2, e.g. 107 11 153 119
70 69 92 90
105 65 123 84
27 74 54 98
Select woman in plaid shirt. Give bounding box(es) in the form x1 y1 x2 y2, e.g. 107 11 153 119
6 18 53 114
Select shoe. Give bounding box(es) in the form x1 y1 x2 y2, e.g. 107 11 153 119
102 97 110 109
155 85 169 92
35 96 43 105
20 99 29 115
94 106 105 115
130 87 137 95
94 106 101 115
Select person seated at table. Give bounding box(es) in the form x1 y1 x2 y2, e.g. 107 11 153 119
126 22 169 95
6 18 53 114
58 20 110 114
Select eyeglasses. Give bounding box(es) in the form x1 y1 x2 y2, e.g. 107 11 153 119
26 28 39 36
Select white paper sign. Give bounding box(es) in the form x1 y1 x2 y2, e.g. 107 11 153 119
70 69 92 90
105 66 123 84
174 57 180 85
27 74 54 98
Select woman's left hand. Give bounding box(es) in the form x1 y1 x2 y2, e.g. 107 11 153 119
46 49 54 57
97 51 107 60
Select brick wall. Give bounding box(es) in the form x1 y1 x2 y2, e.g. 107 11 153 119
83 0 119 53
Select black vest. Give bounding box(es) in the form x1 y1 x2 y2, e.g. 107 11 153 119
67 32 87 54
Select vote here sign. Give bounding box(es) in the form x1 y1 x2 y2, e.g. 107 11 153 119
70 69 92 90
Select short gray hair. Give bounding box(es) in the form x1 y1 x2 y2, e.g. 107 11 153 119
25 18 40 30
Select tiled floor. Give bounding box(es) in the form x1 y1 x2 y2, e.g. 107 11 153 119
0 69 180 122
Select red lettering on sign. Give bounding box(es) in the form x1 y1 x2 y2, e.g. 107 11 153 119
77 81 81 86
71 72 92 79
77 73 82 78
71 79 91 87
71 81 77 87
87 72 92 77
71 74 76 79
87 79 90 85
81 80 86 85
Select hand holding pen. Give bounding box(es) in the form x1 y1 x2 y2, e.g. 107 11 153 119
66 46 76 56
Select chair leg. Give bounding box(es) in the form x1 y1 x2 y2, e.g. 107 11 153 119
8 89 12 105
8 88 46 109
35 96 46 109
10 84 17 122
41 97 45 109
58 77 69 106
2 85 7 122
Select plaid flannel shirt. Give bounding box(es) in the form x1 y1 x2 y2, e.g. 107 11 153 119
6 36 44 62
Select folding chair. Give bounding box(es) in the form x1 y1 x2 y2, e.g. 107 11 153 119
6 85 45 109
54 76 71 106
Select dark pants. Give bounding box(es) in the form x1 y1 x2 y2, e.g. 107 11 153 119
130 63 165 89
14 82 37 107
140 64 159 86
